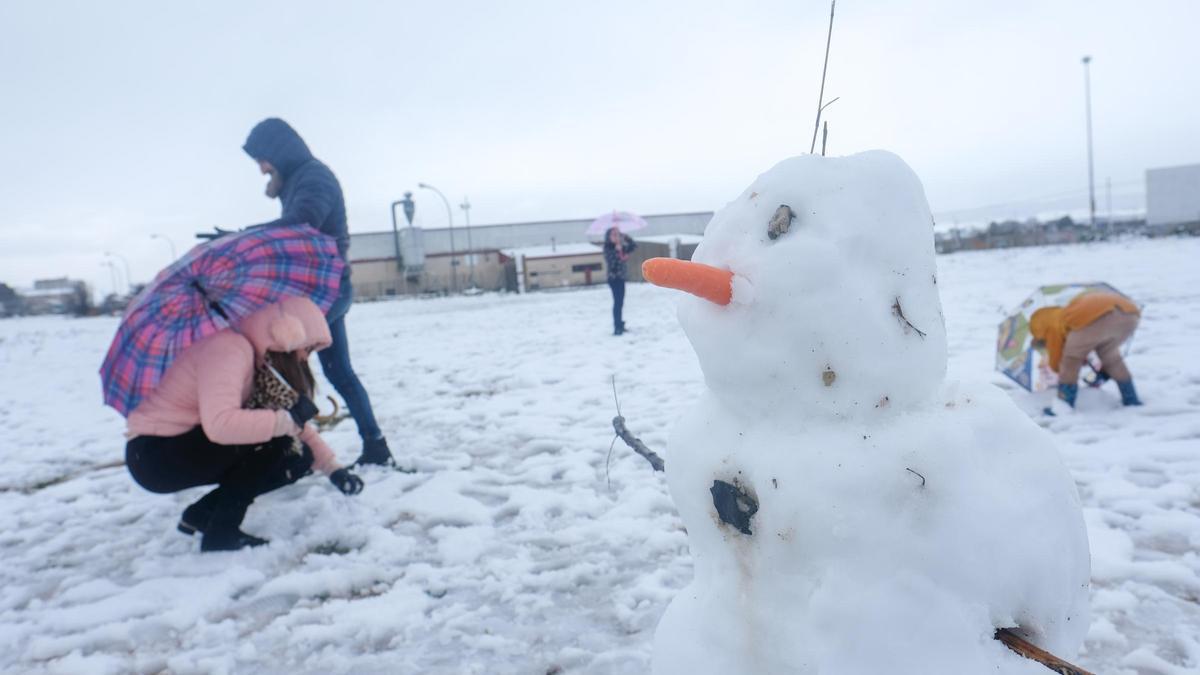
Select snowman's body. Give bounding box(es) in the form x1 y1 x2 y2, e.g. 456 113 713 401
650 152 1089 674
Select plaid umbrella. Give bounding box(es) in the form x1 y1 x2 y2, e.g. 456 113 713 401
995 282 1135 392
100 224 344 416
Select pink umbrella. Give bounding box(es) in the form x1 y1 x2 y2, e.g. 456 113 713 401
587 210 648 236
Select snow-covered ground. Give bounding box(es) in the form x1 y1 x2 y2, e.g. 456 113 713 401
1 236 1197 674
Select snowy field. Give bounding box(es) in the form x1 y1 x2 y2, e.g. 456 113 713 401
1 236 1198 675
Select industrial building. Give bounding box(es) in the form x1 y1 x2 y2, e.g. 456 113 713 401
347 212 711 298
1146 163 1200 235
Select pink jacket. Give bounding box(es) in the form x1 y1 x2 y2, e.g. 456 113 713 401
126 296 341 475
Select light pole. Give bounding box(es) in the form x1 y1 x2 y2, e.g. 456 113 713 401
418 182 456 293
101 261 120 297
150 233 177 261
460 196 476 289
105 251 132 293
1082 55 1096 230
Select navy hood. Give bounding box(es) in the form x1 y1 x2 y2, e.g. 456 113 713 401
243 118 314 179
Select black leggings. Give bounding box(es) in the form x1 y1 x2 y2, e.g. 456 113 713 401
126 427 312 504
608 278 626 330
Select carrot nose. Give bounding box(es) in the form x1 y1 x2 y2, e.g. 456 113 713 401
642 258 733 306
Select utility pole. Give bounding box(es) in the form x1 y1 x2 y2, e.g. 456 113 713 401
1105 176 1113 236
460 196 476 289
1082 55 1096 230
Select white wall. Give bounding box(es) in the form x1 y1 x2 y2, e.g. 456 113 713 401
1146 164 1200 226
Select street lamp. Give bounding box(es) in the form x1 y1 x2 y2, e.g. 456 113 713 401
418 182 456 293
150 233 177 261
105 251 132 292
1082 55 1096 230
460 196 476 289
101 261 120 297
390 192 416 272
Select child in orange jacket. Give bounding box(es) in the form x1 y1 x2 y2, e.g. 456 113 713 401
1029 291 1142 411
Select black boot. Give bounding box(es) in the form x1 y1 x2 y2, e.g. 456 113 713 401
177 489 223 536
201 528 269 552
355 436 394 467
1117 379 1143 406
200 499 268 552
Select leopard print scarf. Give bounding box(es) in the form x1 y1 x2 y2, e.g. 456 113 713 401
246 364 304 455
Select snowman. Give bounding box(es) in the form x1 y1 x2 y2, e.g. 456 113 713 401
642 151 1090 674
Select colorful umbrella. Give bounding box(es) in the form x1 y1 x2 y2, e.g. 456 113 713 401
587 210 648 236
995 282 1135 392
100 224 344 416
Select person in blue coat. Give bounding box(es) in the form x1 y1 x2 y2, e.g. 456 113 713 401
243 118 394 467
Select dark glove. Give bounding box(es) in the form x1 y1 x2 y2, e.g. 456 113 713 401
330 468 364 496
288 395 319 427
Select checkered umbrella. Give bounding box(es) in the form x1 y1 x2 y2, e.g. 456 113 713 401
99 224 344 416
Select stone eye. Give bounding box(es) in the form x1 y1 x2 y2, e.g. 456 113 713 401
767 204 795 240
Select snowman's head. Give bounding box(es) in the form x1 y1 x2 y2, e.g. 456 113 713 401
646 151 947 421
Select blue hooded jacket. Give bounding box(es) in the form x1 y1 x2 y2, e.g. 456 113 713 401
243 119 350 272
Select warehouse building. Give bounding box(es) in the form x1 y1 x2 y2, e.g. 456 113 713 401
347 211 711 298
1146 163 1200 235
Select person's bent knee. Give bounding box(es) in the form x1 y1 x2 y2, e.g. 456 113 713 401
125 443 180 494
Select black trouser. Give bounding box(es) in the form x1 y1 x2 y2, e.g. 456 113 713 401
608 277 625 331
126 427 313 526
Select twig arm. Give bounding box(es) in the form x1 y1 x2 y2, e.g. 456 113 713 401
995 629 1094 675
612 415 666 472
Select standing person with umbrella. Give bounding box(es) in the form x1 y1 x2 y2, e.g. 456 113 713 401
592 211 644 336
242 118 394 467
101 226 365 551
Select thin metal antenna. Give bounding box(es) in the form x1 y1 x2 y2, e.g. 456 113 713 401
809 0 837 154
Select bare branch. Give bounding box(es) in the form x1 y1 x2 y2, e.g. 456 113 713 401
892 298 928 338
995 629 1095 675
612 415 666 472
809 0 837 153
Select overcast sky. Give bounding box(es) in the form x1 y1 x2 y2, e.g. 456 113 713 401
2 0 1197 295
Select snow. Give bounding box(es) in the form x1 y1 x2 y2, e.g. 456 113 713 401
0 234 1197 674
653 153 1086 674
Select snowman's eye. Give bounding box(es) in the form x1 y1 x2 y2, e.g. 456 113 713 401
767 204 795 240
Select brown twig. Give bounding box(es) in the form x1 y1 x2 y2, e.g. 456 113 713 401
892 298 927 338
995 629 1094 675
809 0 837 153
612 415 665 472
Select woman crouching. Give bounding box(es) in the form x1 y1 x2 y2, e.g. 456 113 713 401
124 296 364 552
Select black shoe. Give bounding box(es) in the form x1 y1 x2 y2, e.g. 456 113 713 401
196 497 261 552
201 528 269 552
355 436 394 467
177 490 222 536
